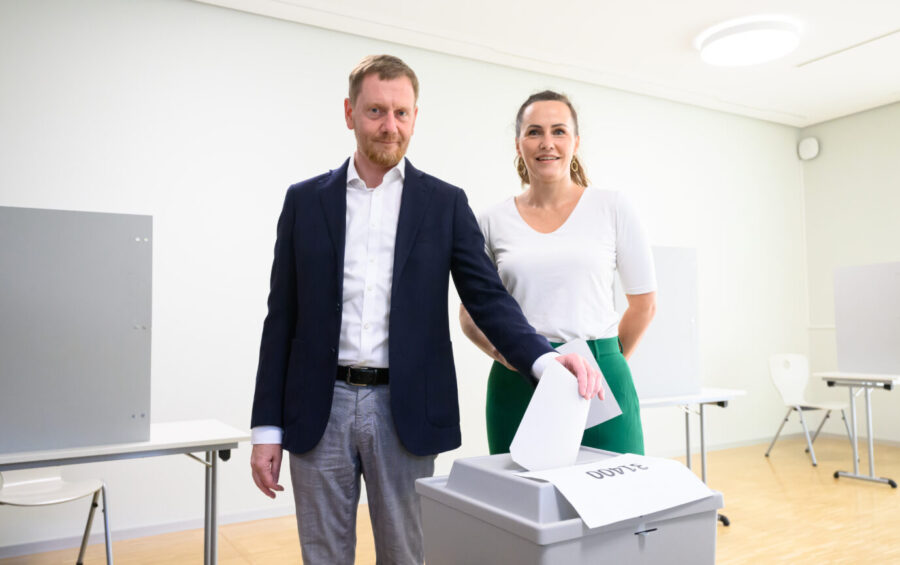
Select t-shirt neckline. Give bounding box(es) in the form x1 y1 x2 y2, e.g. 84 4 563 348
511 186 590 235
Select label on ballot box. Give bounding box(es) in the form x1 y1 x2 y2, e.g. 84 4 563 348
519 453 716 529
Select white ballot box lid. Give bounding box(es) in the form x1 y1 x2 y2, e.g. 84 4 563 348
416 447 723 547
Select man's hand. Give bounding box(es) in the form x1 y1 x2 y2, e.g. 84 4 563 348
250 443 285 498
555 353 605 401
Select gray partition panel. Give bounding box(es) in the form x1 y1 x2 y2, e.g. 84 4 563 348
0 206 152 453
834 262 900 374
615 246 701 399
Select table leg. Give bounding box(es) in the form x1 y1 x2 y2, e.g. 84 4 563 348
204 451 211 565
697 402 729 526
700 403 707 484
204 450 218 565
102 486 113 565
685 409 691 471
865 387 875 477
833 385 896 487
211 451 218 563
850 387 859 475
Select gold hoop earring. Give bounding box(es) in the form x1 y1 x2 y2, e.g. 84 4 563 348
571 158 579 173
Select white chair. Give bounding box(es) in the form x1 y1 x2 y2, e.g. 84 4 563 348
766 353 853 466
0 467 112 564
765 354 853 466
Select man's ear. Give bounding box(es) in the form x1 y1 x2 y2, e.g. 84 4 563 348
409 105 418 135
344 98 354 130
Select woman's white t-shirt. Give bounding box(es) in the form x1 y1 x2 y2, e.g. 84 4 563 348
478 186 657 342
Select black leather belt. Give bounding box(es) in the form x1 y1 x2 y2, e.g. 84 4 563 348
337 365 390 386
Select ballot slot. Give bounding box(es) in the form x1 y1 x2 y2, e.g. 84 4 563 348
444 446 616 524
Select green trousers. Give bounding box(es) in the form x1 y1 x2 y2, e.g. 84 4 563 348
486 337 644 455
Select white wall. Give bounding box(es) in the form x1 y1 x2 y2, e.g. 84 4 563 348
0 0 808 550
800 101 900 441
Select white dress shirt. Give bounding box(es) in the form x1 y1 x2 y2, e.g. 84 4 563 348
252 156 555 445
338 156 404 368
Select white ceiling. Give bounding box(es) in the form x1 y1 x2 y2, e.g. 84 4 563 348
198 0 900 127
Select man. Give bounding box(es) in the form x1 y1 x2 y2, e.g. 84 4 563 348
250 54 601 564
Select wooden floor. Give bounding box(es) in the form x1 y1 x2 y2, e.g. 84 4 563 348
712 436 899 564
3 437 898 564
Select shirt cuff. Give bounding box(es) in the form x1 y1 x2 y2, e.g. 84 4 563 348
251 426 283 445
531 352 560 380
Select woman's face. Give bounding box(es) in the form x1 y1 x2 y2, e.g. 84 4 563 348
516 100 580 185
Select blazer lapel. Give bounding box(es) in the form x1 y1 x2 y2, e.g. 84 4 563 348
392 158 434 281
318 159 349 287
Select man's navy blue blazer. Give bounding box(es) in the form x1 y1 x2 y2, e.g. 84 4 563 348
251 158 552 456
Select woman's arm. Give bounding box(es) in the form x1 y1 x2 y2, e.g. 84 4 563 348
459 304 515 370
618 291 657 360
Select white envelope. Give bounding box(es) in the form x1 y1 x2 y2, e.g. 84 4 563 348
510 362 591 471
555 339 622 428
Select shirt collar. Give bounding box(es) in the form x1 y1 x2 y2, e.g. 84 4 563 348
347 155 406 190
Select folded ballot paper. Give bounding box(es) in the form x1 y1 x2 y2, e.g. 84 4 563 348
509 339 621 472
518 454 717 529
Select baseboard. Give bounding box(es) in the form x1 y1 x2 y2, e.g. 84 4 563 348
777 431 900 444
649 436 773 458
732 431 900 447
874 437 900 448
0 505 296 559
649 432 900 459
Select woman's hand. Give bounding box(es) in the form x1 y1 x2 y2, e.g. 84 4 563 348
618 292 657 360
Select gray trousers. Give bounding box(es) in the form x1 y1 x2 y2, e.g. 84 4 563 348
290 381 436 565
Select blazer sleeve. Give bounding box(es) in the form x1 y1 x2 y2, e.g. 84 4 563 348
448 189 552 379
250 188 299 428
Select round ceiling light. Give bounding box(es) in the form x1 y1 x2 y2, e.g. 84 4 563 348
695 16 801 66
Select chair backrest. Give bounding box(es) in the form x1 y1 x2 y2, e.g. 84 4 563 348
768 354 810 406
0 467 63 490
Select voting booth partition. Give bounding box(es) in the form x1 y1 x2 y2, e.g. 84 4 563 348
614 246 701 400
417 447 723 565
0 206 153 454
833 261 900 375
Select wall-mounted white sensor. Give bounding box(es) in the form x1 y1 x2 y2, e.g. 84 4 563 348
798 137 819 160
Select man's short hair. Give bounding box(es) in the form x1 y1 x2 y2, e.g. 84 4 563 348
348 55 419 105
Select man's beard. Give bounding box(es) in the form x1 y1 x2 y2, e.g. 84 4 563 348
362 134 408 168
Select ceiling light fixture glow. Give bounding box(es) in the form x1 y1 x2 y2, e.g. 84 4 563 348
695 16 801 66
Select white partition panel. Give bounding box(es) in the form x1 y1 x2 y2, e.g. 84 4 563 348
615 246 700 400
834 262 900 374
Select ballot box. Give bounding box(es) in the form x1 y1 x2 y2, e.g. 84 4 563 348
416 447 723 565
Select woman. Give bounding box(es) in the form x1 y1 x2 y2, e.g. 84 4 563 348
460 90 657 455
